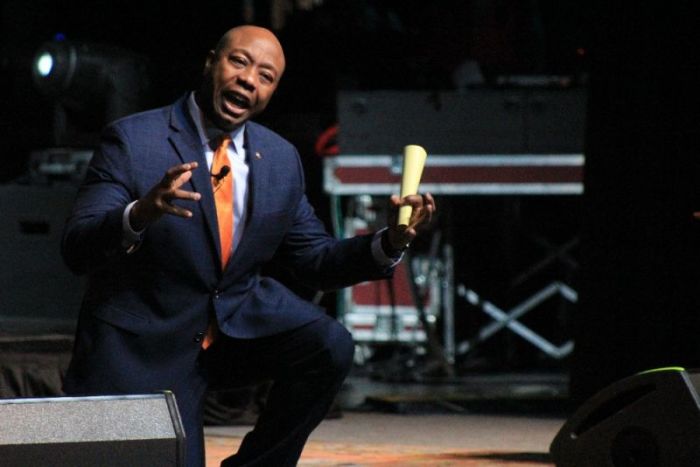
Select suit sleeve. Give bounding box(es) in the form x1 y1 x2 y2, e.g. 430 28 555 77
273 150 391 291
61 124 137 275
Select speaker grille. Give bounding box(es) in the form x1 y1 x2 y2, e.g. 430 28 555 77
0 393 184 466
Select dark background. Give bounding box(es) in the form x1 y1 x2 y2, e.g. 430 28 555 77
0 0 588 180
1 0 699 402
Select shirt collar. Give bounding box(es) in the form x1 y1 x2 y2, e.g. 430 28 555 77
187 92 245 155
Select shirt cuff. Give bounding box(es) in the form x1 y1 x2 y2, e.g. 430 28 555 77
122 201 145 253
371 227 404 269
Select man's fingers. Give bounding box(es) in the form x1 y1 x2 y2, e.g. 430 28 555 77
164 204 194 218
423 192 436 209
402 193 435 229
400 193 434 210
159 162 200 216
417 194 435 223
165 162 197 179
134 163 201 227
157 187 201 218
155 197 195 218
162 162 198 188
172 171 194 190
169 188 202 202
385 192 436 250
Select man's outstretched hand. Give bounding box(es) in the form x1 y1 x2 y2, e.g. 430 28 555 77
385 193 436 252
129 162 201 231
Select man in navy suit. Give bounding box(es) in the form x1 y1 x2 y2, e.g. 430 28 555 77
62 25 435 466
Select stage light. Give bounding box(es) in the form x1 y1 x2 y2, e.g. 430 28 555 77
35 52 53 77
31 40 150 147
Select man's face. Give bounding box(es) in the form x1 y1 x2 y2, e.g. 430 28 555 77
198 27 285 131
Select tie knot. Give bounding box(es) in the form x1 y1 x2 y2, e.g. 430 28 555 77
216 134 232 153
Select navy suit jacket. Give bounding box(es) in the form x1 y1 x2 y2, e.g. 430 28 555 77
62 95 390 395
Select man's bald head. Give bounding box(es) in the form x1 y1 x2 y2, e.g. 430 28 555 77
214 26 286 76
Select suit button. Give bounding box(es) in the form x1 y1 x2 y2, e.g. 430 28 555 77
213 288 219 299
193 331 205 343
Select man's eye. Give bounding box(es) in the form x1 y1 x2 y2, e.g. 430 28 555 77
230 56 246 66
260 73 274 84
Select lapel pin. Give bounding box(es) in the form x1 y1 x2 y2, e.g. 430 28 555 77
255 151 262 160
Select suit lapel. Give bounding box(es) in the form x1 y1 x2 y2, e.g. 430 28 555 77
167 98 221 264
226 124 271 269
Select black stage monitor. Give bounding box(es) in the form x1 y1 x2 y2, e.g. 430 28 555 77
551 368 700 467
0 392 185 466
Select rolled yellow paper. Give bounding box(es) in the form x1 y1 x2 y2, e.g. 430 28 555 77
397 144 427 226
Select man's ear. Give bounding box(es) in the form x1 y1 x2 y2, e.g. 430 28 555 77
203 50 216 75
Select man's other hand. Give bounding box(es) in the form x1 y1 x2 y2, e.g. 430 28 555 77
385 192 436 252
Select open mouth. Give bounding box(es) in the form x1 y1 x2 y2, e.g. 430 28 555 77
223 91 251 113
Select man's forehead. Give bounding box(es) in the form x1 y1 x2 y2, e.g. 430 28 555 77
223 28 285 69
226 28 281 52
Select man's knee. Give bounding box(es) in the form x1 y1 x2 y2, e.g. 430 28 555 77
319 318 355 378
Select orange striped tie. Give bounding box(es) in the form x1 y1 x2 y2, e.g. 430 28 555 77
212 135 233 269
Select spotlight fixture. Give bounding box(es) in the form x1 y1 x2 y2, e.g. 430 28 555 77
32 40 150 147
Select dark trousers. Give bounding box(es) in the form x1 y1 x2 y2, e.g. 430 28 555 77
182 315 355 467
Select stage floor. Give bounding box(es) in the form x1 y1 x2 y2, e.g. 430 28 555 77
205 411 564 466
205 372 567 466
